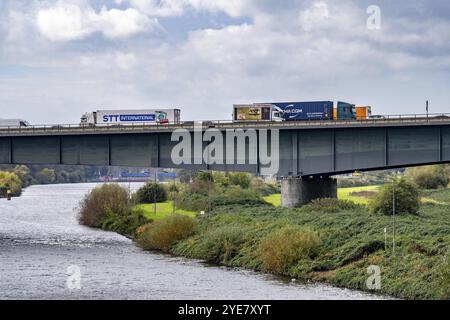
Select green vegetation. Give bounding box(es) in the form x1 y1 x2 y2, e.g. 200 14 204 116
258 226 321 274
263 194 281 206
338 185 379 205
369 178 420 215
172 186 450 299
0 164 101 198
406 165 450 189
137 215 197 252
77 170 450 300
0 171 22 197
301 198 365 214
135 201 196 220
78 183 148 237
174 173 270 212
134 182 168 204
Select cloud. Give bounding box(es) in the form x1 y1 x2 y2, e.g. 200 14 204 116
36 1 158 41
80 51 138 70
2 0 450 124
124 0 255 18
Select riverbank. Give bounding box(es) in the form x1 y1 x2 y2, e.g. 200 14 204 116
83 185 450 300
3 183 382 300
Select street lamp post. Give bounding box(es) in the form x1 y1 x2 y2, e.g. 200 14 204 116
392 180 396 256
154 168 157 216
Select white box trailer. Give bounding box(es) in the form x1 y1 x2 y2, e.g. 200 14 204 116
81 109 181 125
0 119 31 127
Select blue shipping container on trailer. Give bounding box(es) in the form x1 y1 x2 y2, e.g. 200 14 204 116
268 101 334 121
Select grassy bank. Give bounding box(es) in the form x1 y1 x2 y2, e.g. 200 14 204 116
169 188 450 299
80 182 450 300
135 201 197 220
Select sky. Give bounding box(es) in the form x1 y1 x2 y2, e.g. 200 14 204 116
1 0 450 124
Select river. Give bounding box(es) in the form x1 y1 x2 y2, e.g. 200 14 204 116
0 183 383 300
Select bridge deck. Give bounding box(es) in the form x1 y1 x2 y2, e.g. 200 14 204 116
1 116 450 136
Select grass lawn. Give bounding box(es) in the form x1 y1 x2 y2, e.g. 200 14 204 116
338 185 379 204
263 194 281 206
263 185 379 207
135 201 197 220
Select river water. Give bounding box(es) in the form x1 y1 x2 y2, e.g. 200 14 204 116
0 183 382 300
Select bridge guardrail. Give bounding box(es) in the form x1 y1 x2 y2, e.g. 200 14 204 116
1 113 450 135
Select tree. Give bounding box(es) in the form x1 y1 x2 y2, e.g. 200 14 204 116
405 165 449 189
178 169 197 183
135 182 168 204
369 178 420 215
14 165 32 187
34 168 56 185
228 172 251 189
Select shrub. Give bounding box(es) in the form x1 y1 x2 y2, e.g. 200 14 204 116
196 226 246 263
250 177 280 196
196 171 214 183
211 186 268 207
228 172 251 189
138 215 197 252
406 165 449 189
78 183 131 228
258 226 321 273
0 171 22 197
440 250 450 299
34 168 56 184
175 192 209 211
176 185 269 212
301 198 364 213
369 178 420 215
101 207 149 237
135 182 168 204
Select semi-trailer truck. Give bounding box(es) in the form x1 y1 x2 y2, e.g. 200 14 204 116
235 101 360 122
233 104 284 121
0 119 31 127
80 109 181 126
268 101 334 121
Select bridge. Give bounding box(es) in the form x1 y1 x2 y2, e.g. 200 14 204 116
2 115 450 207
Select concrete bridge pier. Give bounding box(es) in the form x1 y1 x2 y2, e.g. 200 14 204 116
281 176 337 208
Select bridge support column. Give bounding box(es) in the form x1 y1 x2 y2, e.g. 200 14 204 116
281 177 337 208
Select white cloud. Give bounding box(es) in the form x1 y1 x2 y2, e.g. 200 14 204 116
125 0 253 18
36 1 157 41
3 0 450 123
80 51 138 70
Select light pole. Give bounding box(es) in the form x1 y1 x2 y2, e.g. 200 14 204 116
392 180 396 256
154 167 157 216
426 100 429 121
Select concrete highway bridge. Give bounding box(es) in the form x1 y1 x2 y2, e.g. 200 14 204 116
1 116 450 207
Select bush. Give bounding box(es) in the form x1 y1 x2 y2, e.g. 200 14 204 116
101 207 149 237
250 177 280 196
196 226 246 263
175 192 209 212
135 182 168 204
301 198 364 213
228 172 252 189
0 171 22 197
211 186 268 207
439 250 450 299
406 165 449 189
258 226 321 273
78 184 131 228
176 185 269 212
34 168 56 184
369 178 420 215
138 215 197 252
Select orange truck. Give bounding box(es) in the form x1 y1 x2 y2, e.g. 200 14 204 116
355 106 372 120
